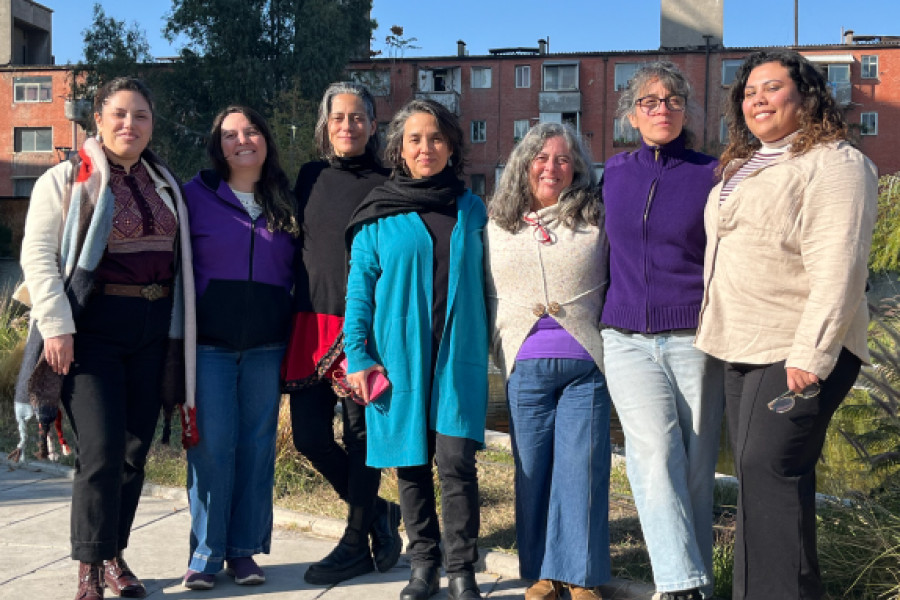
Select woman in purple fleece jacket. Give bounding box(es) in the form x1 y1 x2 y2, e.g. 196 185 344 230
181 106 298 590
600 62 724 600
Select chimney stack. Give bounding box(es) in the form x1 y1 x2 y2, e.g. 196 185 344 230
457 40 466 57
538 39 547 55
843 29 855 45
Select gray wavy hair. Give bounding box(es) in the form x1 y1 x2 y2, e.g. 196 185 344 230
489 122 599 233
314 81 379 160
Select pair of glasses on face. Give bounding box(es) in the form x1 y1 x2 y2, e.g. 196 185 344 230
767 382 821 414
635 95 687 113
522 213 554 245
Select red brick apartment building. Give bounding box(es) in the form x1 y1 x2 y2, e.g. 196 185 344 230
1 0 899 201
346 32 900 197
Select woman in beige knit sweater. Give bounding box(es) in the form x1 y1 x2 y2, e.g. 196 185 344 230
484 122 610 600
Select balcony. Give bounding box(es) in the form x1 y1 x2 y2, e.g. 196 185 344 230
414 91 460 115
539 91 582 113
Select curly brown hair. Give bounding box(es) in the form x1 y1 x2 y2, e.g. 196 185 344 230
719 50 848 174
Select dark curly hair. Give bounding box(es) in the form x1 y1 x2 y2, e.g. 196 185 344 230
719 50 848 173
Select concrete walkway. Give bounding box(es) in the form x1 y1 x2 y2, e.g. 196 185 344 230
0 460 654 599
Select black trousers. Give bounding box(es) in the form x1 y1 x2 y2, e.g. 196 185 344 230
397 432 480 575
62 294 171 563
290 382 381 520
724 348 860 600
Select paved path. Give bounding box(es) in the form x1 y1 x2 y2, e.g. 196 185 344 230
0 461 654 600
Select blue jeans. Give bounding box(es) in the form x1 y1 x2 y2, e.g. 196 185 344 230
186 343 285 573
507 358 611 587
601 329 724 594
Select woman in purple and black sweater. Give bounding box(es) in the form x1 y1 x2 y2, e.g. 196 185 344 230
600 62 725 600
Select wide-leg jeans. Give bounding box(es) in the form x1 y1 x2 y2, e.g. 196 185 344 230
601 329 724 594
186 343 285 573
507 358 612 587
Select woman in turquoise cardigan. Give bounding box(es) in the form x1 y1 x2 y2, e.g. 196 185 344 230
343 98 488 600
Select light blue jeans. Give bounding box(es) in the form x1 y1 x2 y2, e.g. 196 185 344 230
186 343 285 573
601 329 724 594
507 358 611 587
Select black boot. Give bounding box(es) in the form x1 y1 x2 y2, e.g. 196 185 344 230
370 499 402 572
399 566 439 600
304 506 374 585
448 572 481 600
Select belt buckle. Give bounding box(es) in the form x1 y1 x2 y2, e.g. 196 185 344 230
141 283 164 301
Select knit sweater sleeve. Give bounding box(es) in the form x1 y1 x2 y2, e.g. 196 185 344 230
20 163 76 338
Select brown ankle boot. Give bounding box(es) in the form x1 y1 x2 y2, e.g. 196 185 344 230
75 562 103 600
568 584 603 600
103 555 146 597
525 579 561 600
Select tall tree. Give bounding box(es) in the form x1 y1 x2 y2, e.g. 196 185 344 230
71 4 153 132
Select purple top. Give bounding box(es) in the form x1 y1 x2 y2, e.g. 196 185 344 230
601 134 718 333
516 315 593 362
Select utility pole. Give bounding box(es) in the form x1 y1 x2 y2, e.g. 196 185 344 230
794 0 799 46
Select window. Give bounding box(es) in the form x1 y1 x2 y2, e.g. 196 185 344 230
14 127 52 152
515 65 531 88
613 117 640 146
471 120 486 143
827 64 851 105
14 77 52 102
861 55 878 79
470 174 485 197
614 63 644 91
721 59 743 85
513 119 531 142
719 116 729 144
471 67 492 89
13 177 37 196
543 64 578 91
861 112 878 135
418 68 459 93
348 69 391 96
539 112 580 134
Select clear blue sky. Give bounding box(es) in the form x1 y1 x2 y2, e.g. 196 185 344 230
46 0 900 65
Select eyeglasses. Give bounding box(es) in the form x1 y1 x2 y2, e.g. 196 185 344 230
522 213 554 245
767 382 821 414
635 95 687 113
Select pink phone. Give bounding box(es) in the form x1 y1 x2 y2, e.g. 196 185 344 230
337 358 390 405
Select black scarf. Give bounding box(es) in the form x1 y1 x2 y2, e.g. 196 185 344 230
345 167 464 250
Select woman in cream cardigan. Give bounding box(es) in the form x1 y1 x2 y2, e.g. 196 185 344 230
695 50 877 599
484 122 610 600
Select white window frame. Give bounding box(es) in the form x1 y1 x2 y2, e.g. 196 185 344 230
513 119 530 142
861 112 878 136
861 55 878 79
14 77 52 103
471 120 487 143
721 59 743 85
515 65 531 89
614 63 644 91
14 127 53 152
613 117 640 145
542 63 578 92
471 67 492 89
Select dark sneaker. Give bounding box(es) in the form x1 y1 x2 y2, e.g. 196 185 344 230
225 557 265 585
658 589 702 600
182 570 216 590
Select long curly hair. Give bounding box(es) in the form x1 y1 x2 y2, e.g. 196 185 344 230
207 105 298 236
719 50 848 173
489 122 599 233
